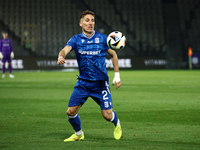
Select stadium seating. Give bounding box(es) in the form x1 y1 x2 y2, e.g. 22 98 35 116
0 0 199 56
83 0 166 55
177 0 200 52
0 0 82 56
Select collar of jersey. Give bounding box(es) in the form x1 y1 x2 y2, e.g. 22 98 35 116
82 31 95 39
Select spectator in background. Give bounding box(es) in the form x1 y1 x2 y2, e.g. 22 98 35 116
0 31 15 78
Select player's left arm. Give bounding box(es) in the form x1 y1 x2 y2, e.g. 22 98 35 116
0 40 2 52
107 49 121 90
10 39 14 58
0 40 3 59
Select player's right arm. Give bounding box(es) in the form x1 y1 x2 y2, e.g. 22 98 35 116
0 40 3 59
0 40 2 52
57 46 72 65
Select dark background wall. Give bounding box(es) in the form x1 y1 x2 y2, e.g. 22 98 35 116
0 0 200 69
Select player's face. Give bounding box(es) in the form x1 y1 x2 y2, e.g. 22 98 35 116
3 33 8 39
80 14 95 35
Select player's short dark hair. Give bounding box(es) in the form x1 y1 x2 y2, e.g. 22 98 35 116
79 10 95 21
2 31 8 35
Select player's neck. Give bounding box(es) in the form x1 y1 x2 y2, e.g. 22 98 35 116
82 30 94 37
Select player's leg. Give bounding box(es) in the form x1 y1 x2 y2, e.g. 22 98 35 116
2 63 5 78
101 108 122 140
8 62 12 74
91 81 122 140
1 57 6 78
64 80 89 142
8 62 14 78
8 56 14 78
64 105 85 142
66 105 83 136
101 109 119 126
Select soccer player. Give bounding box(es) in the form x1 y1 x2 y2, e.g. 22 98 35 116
0 31 15 78
57 10 122 141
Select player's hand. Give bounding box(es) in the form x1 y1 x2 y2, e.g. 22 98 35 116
57 57 66 65
0 52 3 59
112 72 121 90
10 52 14 59
115 81 121 90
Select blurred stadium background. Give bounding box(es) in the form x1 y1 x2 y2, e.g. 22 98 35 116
0 0 200 70
1 1 200 149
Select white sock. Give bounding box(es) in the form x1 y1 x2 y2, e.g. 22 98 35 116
110 112 115 122
116 119 120 126
110 112 120 126
75 129 83 136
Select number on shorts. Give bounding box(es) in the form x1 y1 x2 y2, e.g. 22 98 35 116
105 81 111 94
102 90 108 100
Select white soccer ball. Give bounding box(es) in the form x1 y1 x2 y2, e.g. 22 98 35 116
107 31 126 51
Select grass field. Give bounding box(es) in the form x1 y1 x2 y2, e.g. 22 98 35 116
0 70 200 150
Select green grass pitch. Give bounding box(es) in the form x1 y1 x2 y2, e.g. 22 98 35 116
0 70 200 150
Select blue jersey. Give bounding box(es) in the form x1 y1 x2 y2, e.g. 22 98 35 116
65 31 110 81
0 38 13 55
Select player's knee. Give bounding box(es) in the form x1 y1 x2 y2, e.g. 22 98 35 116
66 109 71 116
66 109 76 116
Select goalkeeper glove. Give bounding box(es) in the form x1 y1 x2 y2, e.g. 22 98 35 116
0 52 3 59
10 52 14 59
112 72 121 84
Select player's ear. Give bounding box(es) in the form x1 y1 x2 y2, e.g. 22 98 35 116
79 22 82 27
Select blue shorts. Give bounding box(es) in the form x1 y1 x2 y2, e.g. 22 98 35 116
2 54 11 63
68 79 113 110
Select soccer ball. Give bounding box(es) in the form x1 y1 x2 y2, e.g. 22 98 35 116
107 31 126 51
